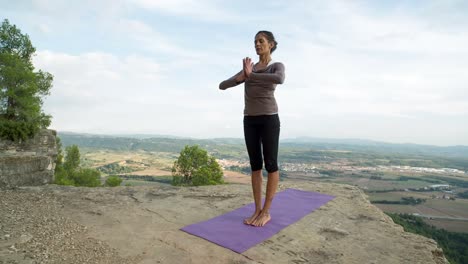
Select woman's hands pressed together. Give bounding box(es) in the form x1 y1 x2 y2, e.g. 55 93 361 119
235 57 254 83
243 57 254 78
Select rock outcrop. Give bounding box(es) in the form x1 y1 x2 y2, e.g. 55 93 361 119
0 181 448 264
0 129 57 188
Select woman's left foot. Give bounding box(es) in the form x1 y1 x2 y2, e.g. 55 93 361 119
251 212 271 227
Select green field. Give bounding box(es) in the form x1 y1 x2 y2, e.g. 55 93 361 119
425 219 468 234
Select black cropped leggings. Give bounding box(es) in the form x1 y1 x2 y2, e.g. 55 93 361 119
243 114 280 173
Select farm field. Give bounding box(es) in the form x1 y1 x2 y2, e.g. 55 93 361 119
374 197 468 233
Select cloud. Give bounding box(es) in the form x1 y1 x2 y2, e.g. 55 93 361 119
33 50 244 137
128 0 240 22
116 18 205 60
271 1 468 120
35 23 51 34
4 0 467 144
34 51 162 128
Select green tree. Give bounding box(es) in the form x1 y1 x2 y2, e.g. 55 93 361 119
0 19 53 141
55 137 64 170
172 145 224 186
53 136 72 185
54 144 102 187
63 145 80 172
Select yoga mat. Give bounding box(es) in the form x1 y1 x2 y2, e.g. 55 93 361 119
180 188 335 253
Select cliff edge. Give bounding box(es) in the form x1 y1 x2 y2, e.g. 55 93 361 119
0 129 57 188
0 181 448 264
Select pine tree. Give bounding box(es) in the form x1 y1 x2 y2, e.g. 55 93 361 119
0 19 53 141
63 145 80 172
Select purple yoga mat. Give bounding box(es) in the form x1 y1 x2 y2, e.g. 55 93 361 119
180 188 335 253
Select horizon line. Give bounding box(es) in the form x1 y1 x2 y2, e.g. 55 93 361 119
55 130 468 148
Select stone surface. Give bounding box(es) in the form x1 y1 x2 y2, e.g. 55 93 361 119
0 181 449 264
0 129 57 188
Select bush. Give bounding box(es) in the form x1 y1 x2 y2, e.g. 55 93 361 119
71 168 101 187
54 166 74 186
105 176 122 187
172 145 224 186
54 167 101 187
0 120 39 141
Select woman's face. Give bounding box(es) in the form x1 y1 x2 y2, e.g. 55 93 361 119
255 34 273 56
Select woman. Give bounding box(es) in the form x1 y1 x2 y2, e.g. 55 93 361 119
219 31 285 227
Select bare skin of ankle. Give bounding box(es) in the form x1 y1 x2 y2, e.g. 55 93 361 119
244 170 279 227
244 210 261 225
251 211 271 227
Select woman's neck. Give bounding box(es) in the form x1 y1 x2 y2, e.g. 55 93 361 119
258 54 272 65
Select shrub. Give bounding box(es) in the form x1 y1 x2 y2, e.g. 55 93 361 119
71 168 101 187
105 176 122 187
54 166 74 186
0 120 39 141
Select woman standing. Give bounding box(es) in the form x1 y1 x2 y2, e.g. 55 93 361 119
219 31 285 227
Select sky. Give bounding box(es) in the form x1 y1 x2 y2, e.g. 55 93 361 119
1 0 467 146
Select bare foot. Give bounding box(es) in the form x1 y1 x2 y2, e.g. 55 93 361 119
244 211 261 225
251 212 271 227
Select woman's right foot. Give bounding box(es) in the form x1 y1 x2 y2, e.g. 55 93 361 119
244 211 261 225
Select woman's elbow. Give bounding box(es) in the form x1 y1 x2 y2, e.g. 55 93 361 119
277 76 285 84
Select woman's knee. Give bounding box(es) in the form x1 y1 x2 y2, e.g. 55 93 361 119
250 161 263 172
265 160 278 173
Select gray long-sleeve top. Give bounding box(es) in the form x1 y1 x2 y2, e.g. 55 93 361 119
219 62 285 116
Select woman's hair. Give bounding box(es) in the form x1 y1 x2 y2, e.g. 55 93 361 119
256 30 278 53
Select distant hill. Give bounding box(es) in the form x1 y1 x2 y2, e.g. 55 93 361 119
57 131 468 171
57 132 247 160
281 137 468 159
58 132 468 158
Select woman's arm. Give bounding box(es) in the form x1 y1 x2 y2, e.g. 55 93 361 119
219 70 245 90
248 63 285 84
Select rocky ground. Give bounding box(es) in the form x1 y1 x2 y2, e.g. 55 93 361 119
0 181 448 264
0 187 141 264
